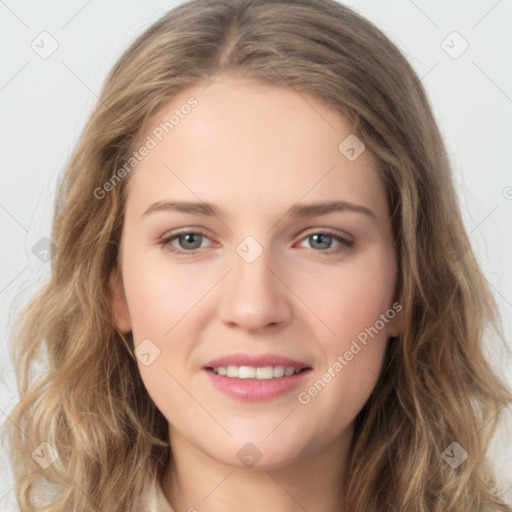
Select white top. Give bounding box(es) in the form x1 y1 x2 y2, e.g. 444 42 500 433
147 477 175 512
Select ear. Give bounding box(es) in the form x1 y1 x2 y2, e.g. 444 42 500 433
108 266 132 333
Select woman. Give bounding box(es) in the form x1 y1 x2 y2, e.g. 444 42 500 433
3 0 511 510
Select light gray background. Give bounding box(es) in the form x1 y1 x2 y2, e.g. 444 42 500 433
1 0 511 509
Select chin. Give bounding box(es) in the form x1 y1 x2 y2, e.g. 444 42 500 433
206 436 308 471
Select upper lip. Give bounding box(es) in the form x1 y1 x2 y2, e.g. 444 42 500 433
203 353 312 369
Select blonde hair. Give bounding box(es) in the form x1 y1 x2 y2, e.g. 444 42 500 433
3 0 511 510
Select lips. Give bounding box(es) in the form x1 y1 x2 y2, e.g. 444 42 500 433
203 353 311 370
202 353 313 402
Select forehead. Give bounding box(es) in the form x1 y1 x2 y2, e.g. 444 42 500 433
124 76 386 219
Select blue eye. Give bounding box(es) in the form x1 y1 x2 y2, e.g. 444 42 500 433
159 229 354 256
298 231 354 254
160 231 211 254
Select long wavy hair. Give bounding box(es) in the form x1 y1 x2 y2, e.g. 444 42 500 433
3 0 511 510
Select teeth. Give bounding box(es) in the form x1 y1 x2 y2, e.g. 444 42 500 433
284 366 295 376
211 365 302 379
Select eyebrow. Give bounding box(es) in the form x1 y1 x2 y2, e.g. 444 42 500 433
142 200 376 220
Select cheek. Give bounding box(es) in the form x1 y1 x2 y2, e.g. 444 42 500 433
297 295 389 442
295 251 395 418
298 248 397 345
122 246 214 339
121 248 214 417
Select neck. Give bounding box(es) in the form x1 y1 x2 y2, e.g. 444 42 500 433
160 424 353 512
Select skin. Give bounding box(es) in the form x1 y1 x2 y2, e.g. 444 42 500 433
110 75 401 512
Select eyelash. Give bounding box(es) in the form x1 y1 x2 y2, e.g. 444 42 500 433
158 228 354 256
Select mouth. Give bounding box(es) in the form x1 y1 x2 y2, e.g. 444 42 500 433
202 353 313 402
205 365 310 380
202 354 313 401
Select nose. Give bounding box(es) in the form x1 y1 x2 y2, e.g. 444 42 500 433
217 247 293 333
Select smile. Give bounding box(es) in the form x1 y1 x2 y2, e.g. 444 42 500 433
203 366 312 401
210 365 304 379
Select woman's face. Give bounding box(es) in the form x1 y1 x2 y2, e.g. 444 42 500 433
110 76 400 470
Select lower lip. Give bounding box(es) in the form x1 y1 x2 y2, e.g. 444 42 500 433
203 368 312 402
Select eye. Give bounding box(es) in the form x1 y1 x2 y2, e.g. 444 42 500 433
297 230 354 255
159 228 354 256
159 230 213 254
